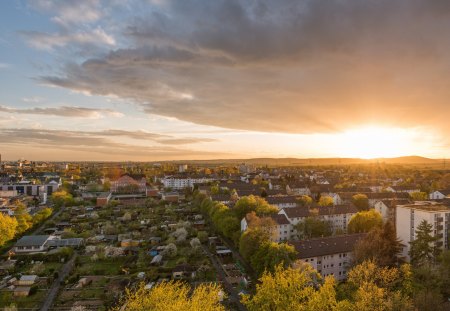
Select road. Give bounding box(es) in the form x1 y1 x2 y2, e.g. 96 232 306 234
40 252 77 311
202 245 247 311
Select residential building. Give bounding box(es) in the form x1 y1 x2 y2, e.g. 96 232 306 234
240 213 291 242
374 199 411 223
396 202 450 261
430 190 450 200
111 174 147 193
290 234 366 281
266 196 298 209
161 176 213 190
14 235 52 253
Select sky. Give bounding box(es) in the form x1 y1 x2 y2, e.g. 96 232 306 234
0 0 449 161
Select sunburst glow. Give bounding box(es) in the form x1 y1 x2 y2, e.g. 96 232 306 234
333 126 430 159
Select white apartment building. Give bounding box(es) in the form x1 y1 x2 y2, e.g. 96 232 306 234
240 213 291 242
291 234 366 281
396 202 450 261
161 176 213 190
278 204 358 236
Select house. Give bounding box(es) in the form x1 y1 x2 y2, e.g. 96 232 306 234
396 202 450 261
211 194 232 205
266 196 298 209
290 234 366 281
111 174 147 193
162 192 179 203
150 254 163 266
47 238 84 249
429 189 450 200
386 185 420 194
96 192 112 206
13 286 31 297
314 205 358 233
172 264 196 280
277 204 357 236
146 187 159 197
374 199 411 223
16 275 38 286
286 183 311 196
337 192 410 207
271 214 292 241
14 235 52 253
241 212 292 242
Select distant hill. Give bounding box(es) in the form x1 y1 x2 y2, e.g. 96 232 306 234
172 156 440 166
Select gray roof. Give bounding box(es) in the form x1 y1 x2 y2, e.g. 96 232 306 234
15 235 50 247
290 234 366 259
48 238 84 247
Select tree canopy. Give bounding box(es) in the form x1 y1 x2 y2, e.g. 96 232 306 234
114 281 225 311
250 242 297 276
0 213 18 247
352 221 403 267
234 195 278 220
295 217 333 239
409 220 439 266
348 209 382 234
351 194 369 211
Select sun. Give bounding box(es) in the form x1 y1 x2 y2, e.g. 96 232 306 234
334 126 421 159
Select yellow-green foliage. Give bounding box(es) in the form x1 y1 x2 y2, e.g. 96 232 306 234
114 281 225 311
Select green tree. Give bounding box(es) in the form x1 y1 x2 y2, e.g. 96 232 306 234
352 221 403 267
347 209 382 234
295 217 332 239
239 228 270 261
409 191 428 201
51 190 74 207
409 220 439 266
250 242 297 276
296 195 313 207
14 203 33 233
351 194 369 211
234 195 278 220
0 213 18 246
196 231 208 243
32 207 52 225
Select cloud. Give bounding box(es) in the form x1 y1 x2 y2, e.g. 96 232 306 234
0 63 9 69
157 138 217 145
0 128 224 159
22 97 44 103
21 27 115 51
89 129 217 145
29 0 101 26
34 0 450 137
0 105 123 119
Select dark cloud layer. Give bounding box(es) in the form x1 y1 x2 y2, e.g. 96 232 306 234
0 128 215 146
37 0 450 135
0 128 222 158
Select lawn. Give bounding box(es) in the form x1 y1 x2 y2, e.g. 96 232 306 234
0 289 47 309
22 262 63 277
74 256 128 276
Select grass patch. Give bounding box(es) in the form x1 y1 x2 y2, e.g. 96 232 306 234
0 289 47 309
